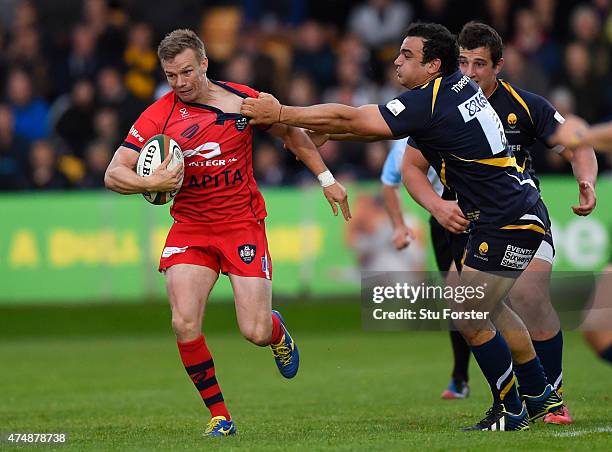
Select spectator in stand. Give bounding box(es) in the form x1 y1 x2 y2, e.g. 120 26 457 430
363 142 387 179
292 21 336 91
238 27 277 94
0 26 8 98
96 66 146 135
481 0 513 39
24 139 70 190
223 53 256 87
82 0 126 67
9 0 38 31
559 42 605 123
499 44 549 97
348 0 412 49
79 140 112 189
93 106 121 150
287 73 319 107
58 23 101 95
569 4 609 78
512 8 561 76
323 57 376 107
6 67 49 143
531 0 558 36
5 26 51 98
253 141 287 186
414 0 464 32
123 22 157 100
0 104 29 190
54 79 96 158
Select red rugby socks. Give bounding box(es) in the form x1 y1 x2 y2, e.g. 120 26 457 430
177 335 231 420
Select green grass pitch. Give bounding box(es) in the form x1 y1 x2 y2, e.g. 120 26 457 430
1 302 611 451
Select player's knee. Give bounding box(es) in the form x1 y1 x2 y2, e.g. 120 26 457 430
171 315 200 340
240 323 271 346
458 327 492 346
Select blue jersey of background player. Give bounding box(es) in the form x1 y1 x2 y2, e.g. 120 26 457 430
381 137 443 194
381 138 455 268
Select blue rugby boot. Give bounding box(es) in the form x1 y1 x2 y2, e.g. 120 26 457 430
270 310 299 378
441 379 470 399
463 403 530 431
522 384 564 422
204 416 236 437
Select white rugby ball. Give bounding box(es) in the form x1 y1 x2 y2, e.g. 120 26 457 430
136 134 184 205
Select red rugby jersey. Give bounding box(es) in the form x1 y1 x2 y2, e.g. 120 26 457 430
122 80 267 223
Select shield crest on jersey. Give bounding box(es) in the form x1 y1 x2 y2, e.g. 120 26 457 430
238 244 256 263
235 117 248 131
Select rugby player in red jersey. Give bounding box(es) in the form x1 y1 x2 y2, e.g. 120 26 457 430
104 29 350 437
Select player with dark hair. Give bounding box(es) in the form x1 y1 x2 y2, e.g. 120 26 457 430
104 28 350 437
409 21 597 424
242 22 564 431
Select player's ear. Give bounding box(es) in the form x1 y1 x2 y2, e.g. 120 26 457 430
428 58 442 75
494 57 504 75
201 56 209 73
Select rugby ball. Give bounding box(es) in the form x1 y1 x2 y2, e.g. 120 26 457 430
136 134 184 205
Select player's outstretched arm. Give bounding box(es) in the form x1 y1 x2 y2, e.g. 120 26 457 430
241 92 394 138
104 146 182 194
553 116 612 152
268 124 351 221
401 146 469 234
583 122 612 151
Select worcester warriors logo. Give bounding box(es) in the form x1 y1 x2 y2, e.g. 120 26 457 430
235 117 248 131
507 113 518 128
238 244 256 263
479 242 489 255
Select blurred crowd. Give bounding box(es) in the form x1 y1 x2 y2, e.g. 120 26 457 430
0 0 610 191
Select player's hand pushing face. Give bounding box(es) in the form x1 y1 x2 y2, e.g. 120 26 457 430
323 181 352 221
145 151 183 192
432 200 469 234
241 93 282 126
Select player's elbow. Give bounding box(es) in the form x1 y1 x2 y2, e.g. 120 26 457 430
103 168 114 191
103 167 124 194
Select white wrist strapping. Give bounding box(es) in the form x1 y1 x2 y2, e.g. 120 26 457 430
317 170 336 187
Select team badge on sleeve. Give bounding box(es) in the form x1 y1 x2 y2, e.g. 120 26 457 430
238 244 257 263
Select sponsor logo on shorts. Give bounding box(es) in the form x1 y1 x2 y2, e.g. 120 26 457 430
235 117 248 131
500 245 535 270
162 246 188 258
238 244 256 264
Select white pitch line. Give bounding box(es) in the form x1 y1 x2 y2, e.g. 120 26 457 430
553 427 612 437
